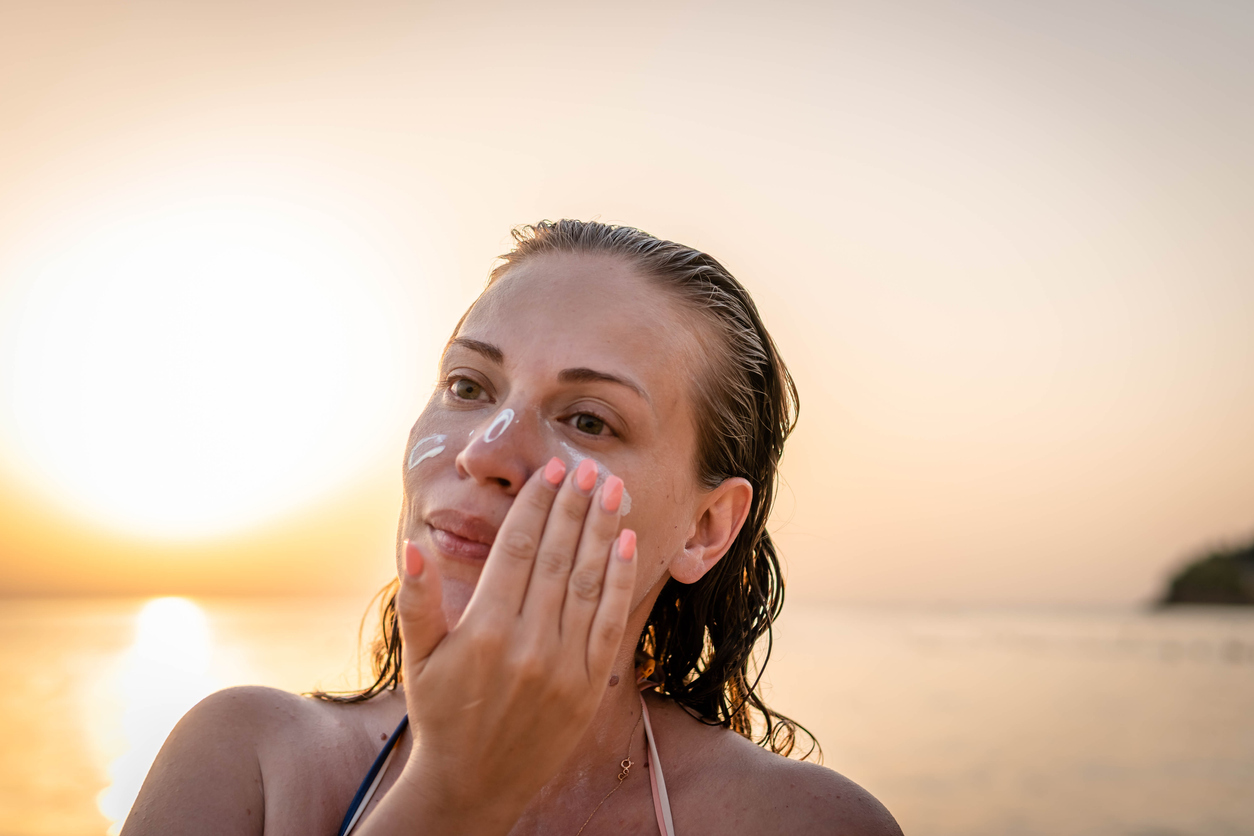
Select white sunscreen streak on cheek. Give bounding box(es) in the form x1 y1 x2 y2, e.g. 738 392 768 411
483 408 515 443
558 441 632 515
407 434 447 470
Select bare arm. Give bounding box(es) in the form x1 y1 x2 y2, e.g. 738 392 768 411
121 687 268 836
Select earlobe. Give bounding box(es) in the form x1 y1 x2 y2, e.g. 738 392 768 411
669 477 754 584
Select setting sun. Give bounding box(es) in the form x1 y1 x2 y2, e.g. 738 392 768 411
1 194 420 538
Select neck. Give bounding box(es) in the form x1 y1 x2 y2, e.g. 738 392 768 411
569 651 646 770
510 587 669 830
520 651 650 829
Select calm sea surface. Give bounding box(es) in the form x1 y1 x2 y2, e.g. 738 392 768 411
2 597 1252 836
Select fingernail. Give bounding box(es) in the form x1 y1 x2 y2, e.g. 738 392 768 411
575 458 598 494
544 456 566 487
404 539 424 577
601 475 623 513
617 529 636 561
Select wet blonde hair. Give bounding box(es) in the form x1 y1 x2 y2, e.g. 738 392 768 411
317 220 815 759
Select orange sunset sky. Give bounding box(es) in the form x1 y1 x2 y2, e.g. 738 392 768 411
1 0 1251 604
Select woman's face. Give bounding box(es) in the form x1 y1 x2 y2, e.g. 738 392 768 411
398 251 712 624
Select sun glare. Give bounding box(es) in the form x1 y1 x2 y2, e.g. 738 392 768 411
96 597 218 834
1 195 419 537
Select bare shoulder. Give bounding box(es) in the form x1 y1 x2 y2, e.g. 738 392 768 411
122 686 296 835
169 684 326 759
194 683 310 729
736 744 902 836
657 701 902 836
123 686 385 836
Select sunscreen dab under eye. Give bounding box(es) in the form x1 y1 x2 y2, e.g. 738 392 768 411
559 441 632 515
407 434 447 470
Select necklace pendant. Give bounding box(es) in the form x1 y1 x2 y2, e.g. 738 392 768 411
618 758 632 781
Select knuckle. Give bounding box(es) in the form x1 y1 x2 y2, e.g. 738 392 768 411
557 498 588 526
535 548 571 578
499 529 537 560
593 618 623 648
524 484 554 514
569 568 604 602
465 622 505 653
507 648 547 683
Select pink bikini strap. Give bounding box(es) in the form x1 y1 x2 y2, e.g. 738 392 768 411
639 693 676 836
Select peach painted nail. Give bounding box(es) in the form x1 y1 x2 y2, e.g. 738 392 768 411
575 458 598 493
601 475 624 513
617 529 636 561
404 539 424 577
544 457 566 486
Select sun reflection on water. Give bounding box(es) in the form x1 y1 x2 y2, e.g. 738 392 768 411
96 597 220 834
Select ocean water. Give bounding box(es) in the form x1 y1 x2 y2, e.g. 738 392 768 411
1 597 1251 836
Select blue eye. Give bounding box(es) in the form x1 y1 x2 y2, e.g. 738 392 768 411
574 413 606 435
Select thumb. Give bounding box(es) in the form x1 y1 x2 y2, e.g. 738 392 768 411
397 539 448 679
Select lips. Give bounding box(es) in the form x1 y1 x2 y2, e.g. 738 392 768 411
425 509 498 561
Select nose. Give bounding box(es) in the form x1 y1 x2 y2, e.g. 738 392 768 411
454 406 541 493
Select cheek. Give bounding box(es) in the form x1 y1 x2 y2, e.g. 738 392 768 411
406 433 448 469
623 454 703 588
628 455 695 527
557 441 633 515
400 412 472 498
631 484 693 559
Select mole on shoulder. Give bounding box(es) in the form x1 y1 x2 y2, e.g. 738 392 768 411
608 674 620 687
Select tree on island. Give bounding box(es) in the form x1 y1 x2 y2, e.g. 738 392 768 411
1160 537 1254 605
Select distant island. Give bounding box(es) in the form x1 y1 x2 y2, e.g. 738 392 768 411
1160 537 1254 605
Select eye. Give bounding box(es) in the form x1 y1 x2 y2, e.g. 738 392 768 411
449 377 485 401
572 412 607 436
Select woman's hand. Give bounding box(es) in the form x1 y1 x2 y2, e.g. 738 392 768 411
361 456 637 835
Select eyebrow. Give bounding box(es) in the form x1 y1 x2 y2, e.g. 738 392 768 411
447 337 504 365
558 367 650 403
447 337 650 403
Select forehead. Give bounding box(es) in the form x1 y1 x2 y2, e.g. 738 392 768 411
454 252 701 385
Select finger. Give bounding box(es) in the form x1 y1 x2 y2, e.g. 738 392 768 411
397 540 448 680
463 457 564 620
519 457 599 627
559 473 626 642
585 529 637 682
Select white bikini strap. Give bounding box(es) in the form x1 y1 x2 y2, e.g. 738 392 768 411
341 742 399 836
639 693 677 836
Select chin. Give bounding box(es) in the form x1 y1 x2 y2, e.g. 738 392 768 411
439 575 477 628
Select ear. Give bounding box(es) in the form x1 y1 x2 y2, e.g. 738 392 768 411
669 477 754 584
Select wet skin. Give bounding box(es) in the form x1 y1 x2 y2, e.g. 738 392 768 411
119 250 903 836
399 250 724 628
350 250 760 835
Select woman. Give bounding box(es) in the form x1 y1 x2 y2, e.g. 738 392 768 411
124 220 901 835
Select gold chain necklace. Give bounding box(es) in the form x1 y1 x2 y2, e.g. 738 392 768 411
573 708 644 836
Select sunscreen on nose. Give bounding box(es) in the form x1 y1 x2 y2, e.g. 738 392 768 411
483 408 515 443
